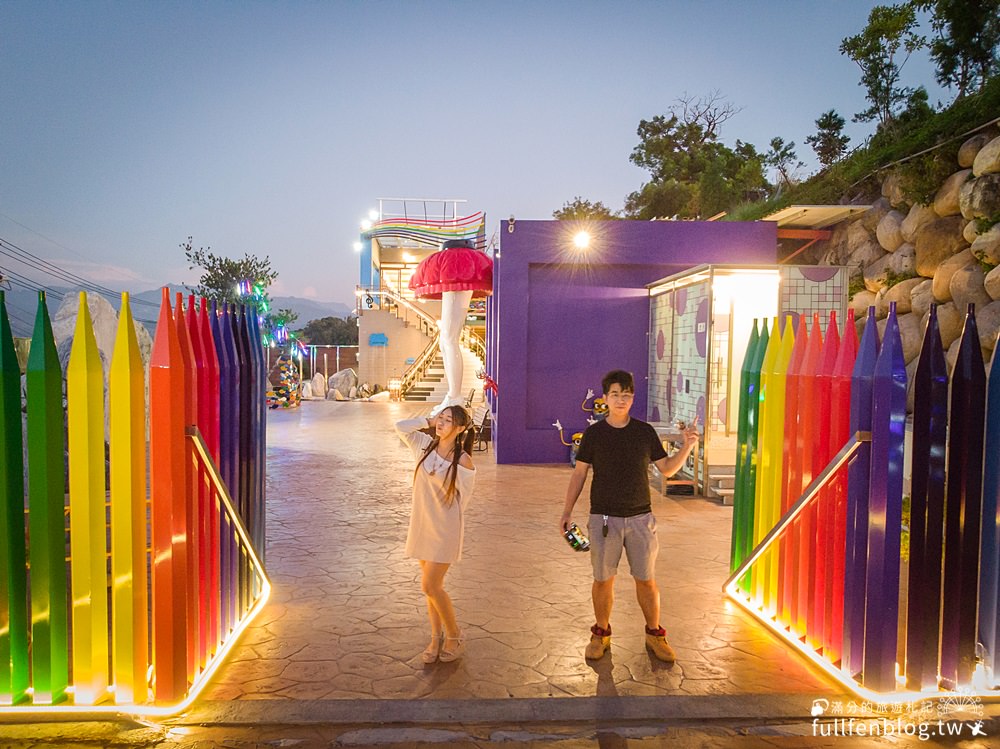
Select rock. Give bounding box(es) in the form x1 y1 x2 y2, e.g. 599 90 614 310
915 216 970 277
301 382 313 399
946 337 961 372
846 220 876 255
971 224 1000 267
850 290 878 319
876 210 906 251
369 390 391 402
328 368 358 397
964 218 981 244
960 173 1000 220
910 279 935 317
986 265 1000 301
932 248 975 301
310 372 328 398
972 134 1000 177
950 262 992 312
933 169 972 217
884 277 924 316
864 244 916 292
901 204 938 244
905 358 919 413
897 312 923 365
959 132 996 168
882 171 908 208
861 197 893 232
977 300 1000 352
924 301 963 350
874 287 890 319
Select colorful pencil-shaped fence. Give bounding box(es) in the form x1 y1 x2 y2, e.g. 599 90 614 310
0 288 269 712
727 299 1000 699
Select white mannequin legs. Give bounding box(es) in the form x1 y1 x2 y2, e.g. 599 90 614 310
437 289 473 410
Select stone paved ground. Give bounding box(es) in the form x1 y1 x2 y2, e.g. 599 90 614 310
3 401 997 747
204 401 830 703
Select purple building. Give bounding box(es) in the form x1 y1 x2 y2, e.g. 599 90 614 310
486 219 776 464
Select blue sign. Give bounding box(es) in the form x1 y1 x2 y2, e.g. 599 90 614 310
368 333 388 347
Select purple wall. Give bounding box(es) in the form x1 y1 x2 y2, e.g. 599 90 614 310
487 219 776 464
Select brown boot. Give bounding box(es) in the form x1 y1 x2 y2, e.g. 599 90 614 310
644 626 676 662
585 624 611 660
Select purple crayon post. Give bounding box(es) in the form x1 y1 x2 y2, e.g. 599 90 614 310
861 302 906 693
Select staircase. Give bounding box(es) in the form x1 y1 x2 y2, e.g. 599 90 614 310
706 470 736 505
403 347 484 403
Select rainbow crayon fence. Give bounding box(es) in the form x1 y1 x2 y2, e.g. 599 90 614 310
0 288 269 713
727 301 1000 700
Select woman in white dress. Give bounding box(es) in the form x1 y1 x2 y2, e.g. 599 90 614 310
396 405 476 663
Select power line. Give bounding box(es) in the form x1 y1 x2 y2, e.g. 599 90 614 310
0 236 159 308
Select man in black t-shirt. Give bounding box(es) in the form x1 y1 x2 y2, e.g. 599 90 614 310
560 369 699 662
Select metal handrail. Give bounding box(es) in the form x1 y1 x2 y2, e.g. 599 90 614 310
399 334 440 395
723 431 871 592
355 284 437 335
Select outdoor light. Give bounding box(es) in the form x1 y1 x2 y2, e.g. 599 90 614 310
360 219 373 231
402 252 415 263
353 241 363 252
368 209 379 221
573 231 590 249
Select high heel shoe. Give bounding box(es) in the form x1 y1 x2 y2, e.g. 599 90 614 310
439 632 466 662
421 633 443 664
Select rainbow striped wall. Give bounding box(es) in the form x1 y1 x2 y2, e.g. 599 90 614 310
728 301 1000 699
0 288 268 711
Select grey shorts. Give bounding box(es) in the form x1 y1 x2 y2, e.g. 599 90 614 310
588 512 659 582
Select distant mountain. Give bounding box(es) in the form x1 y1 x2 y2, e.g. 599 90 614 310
270 296 354 327
1 284 353 339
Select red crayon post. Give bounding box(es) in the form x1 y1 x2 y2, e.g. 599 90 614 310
149 288 188 702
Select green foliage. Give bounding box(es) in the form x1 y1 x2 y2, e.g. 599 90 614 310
880 268 919 288
806 110 851 167
729 75 1000 222
975 213 1000 233
840 4 925 126
553 197 620 220
297 316 359 345
913 0 1000 98
183 237 278 305
625 93 770 219
765 137 805 189
848 276 868 298
896 141 960 204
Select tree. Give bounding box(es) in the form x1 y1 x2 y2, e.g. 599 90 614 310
182 236 278 305
765 138 805 190
552 197 620 220
297 316 359 345
805 110 851 167
624 92 769 219
914 0 1000 98
840 4 925 126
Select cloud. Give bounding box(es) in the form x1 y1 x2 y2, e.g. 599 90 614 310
50 257 155 288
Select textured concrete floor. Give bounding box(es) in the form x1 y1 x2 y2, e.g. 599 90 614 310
202 401 830 702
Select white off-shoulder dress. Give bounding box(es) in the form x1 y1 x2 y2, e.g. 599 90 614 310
396 418 476 563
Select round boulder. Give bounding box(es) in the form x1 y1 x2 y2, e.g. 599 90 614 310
882 171 908 208
905 358 919 413
959 132 996 168
972 134 1000 177
884 276 924 316
850 290 877 320
932 248 975 301
901 203 938 244
924 301 963 350
976 299 1000 353
964 218 980 244
985 264 1000 301
864 244 916 292
949 262 992 313
860 197 893 232
933 169 972 217
971 224 1000 267
876 209 906 251
910 279 935 317
960 173 1000 220
915 216 970 278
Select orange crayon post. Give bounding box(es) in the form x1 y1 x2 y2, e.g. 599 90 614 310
149 288 188 702
109 293 149 704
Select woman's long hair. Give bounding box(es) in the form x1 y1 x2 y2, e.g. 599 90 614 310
414 405 475 505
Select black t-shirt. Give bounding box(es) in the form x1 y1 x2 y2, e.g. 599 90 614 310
575 418 668 517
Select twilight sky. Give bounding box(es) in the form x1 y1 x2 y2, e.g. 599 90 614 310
1 0 945 307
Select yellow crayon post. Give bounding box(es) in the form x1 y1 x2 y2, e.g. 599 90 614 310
109 293 149 704
752 318 782 605
66 293 110 704
763 315 795 616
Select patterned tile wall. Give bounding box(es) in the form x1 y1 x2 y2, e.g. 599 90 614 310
647 280 709 427
779 266 848 331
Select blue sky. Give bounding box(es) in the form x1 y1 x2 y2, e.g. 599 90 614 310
1 1 945 306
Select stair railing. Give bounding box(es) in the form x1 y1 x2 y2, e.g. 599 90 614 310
355 285 436 337
398 334 440 397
